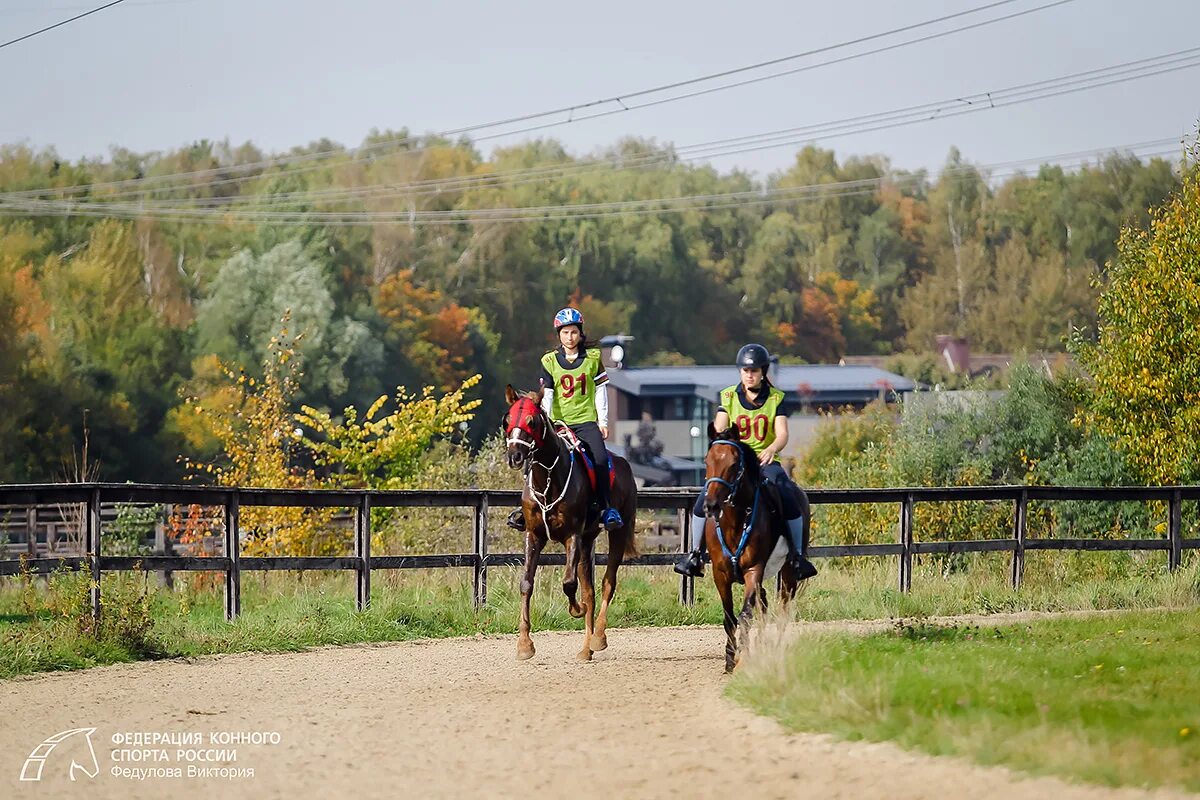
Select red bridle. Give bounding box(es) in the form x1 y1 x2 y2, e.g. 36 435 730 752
505 397 545 449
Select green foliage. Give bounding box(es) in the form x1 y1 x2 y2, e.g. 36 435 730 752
1075 165 1200 484
0 135 1184 480
297 374 483 490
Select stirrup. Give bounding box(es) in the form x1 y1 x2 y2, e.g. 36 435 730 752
673 551 704 578
790 553 818 581
601 507 623 531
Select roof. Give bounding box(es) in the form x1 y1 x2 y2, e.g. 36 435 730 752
606 364 916 404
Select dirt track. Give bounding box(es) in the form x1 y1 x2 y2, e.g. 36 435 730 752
1 615 1191 799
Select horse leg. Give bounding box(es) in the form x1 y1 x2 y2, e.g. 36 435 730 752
576 536 597 662
517 530 547 661
563 533 583 618
736 568 763 668
716 573 737 674
592 528 625 652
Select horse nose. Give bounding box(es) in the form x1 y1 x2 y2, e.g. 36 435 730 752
507 450 524 468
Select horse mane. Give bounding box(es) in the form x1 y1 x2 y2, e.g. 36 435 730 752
710 427 761 485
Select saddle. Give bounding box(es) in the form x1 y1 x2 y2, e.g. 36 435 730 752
552 423 615 495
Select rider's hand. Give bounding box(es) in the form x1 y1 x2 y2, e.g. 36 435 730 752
759 448 776 465
599 426 609 440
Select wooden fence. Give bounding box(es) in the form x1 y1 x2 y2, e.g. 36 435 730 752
1 483 1197 622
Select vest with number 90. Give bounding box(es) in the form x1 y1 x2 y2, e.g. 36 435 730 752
719 384 785 461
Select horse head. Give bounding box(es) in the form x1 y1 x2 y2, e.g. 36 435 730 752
503 384 551 470
703 422 759 517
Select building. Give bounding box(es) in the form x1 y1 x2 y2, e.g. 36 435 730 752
597 336 916 475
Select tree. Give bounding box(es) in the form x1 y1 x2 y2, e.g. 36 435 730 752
1075 165 1200 484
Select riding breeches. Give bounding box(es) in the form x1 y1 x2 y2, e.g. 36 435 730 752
569 421 612 507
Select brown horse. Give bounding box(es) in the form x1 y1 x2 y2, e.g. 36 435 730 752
702 422 801 673
502 385 638 662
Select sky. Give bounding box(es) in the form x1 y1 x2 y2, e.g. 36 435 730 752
1 0 1197 179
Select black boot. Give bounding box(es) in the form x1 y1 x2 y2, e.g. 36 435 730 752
506 509 526 531
788 552 819 581
673 549 705 578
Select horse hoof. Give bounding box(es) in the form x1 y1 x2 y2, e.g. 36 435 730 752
577 649 593 662
517 642 535 661
568 602 584 619
591 633 608 651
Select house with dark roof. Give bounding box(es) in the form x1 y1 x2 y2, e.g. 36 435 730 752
595 337 916 483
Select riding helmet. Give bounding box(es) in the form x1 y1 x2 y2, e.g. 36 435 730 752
735 343 771 370
553 307 585 331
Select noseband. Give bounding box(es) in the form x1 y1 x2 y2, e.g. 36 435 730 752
703 440 746 509
704 439 761 582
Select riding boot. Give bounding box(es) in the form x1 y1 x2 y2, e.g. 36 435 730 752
673 514 708 577
785 515 819 581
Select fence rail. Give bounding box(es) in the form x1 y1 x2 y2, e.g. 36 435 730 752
1 483 1197 622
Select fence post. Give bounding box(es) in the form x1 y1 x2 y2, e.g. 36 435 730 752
1169 488 1182 572
87 489 101 623
1011 489 1028 590
25 506 36 558
224 491 241 621
898 493 913 593
473 494 489 609
678 503 694 606
356 493 372 611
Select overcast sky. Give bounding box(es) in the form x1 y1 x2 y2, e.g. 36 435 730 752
1 0 1197 178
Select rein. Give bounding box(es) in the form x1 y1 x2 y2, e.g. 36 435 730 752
705 440 761 583
505 398 576 536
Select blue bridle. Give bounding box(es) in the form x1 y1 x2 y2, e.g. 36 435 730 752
703 440 761 580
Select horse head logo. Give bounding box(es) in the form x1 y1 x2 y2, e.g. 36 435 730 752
20 727 100 782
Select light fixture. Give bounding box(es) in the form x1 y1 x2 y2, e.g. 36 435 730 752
610 344 625 364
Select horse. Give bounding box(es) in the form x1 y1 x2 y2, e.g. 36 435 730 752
502 384 638 662
701 422 802 673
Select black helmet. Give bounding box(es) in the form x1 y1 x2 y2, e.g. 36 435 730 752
735 343 771 370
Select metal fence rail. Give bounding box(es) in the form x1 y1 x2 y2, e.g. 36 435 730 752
1 483 1197 621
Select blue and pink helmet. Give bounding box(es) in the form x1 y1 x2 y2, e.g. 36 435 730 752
553 307 584 331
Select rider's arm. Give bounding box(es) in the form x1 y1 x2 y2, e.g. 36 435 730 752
713 408 730 432
538 363 555 417
765 415 789 458
594 383 609 431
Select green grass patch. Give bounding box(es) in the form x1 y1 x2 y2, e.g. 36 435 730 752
729 608 1200 792
1 553 1198 681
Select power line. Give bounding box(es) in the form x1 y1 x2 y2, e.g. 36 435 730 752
3 0 1072 199
0 0 126 51
16 46 1196 214
2 140 1181 226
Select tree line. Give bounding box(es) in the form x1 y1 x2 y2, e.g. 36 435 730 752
0 132 1183 482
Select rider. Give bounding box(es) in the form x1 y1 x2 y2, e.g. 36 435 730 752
535 307 623 532
674 343 818 580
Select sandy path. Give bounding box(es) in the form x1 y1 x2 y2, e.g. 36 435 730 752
1 613 1190 799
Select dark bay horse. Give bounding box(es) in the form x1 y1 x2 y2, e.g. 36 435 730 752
503 385 638 662
702 423 801 672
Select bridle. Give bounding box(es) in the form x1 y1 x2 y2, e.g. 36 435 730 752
703 439 746 511
704 438 761 582
504 397 576 528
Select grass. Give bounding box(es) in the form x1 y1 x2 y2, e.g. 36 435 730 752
728 608 1200 792
1 552 1198 680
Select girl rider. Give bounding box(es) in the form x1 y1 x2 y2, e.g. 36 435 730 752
674 343 818 580
537 307 623 531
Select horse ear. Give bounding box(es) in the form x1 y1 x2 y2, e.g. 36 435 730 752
505 384 519 405
707 420 720 440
